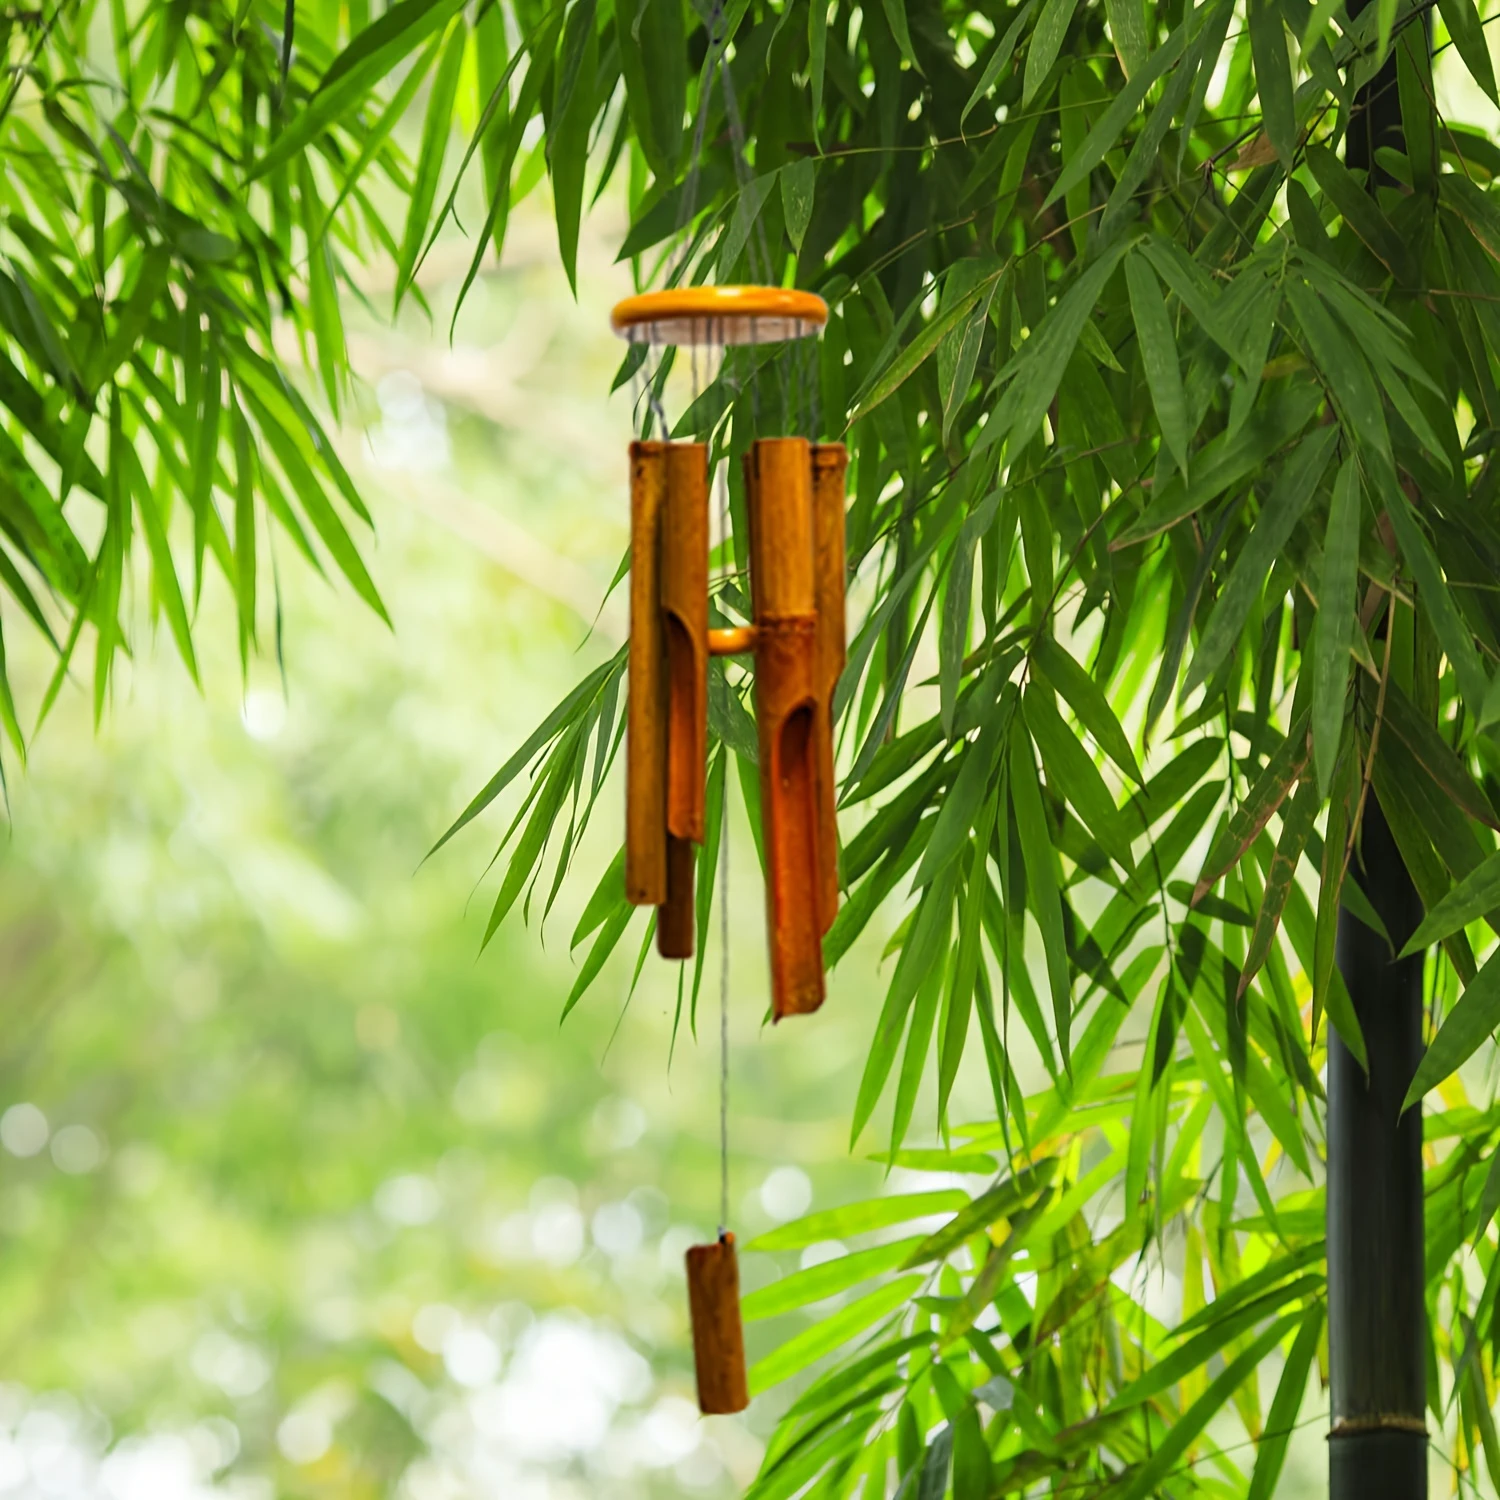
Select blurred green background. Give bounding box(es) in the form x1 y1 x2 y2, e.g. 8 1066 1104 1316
0 197 967 1498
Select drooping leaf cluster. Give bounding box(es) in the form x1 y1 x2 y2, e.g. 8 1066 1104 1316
0 0 407 776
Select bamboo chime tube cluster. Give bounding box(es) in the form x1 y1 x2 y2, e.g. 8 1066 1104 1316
625 437 846 1017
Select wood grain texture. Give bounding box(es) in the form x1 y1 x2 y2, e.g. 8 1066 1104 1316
745 438 825 1019
685 1233 749 1414
811 443 848 937
626 441 668 906
662 442 708 844
658 833 696 959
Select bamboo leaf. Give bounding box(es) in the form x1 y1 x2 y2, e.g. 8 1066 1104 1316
1023 0 1082 104
1009 725 1073 1068
748 1192 966 1252
1246 1301 1326 1500
1403 947 1500 1109
1185 424 1338 698
1249 0 1296 168
1401 849 1500 956
1126 252 1191 475
1313 458 1361 798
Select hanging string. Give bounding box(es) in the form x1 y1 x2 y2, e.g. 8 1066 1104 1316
716 447 732 1237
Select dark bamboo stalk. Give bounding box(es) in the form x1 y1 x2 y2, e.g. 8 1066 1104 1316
1326 10 1430 1491
1327 798 1428 1495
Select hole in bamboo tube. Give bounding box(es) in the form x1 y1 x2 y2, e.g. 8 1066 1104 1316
770 701 823 1018
664 614 701 842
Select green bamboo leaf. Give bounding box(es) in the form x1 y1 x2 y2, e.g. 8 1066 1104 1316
747 1191 967 1252
1044 19 1191 209
849 275 994 426
1194 710 1310 900
1246 1302 1326 1500
1437 0 1498 103
1401 849 1500 956
1009 725 1073 1067
1023 0 1082 104
1126 251 1191 475
850 864 955 1142
428 660 617 857
250 0 467 179
1105 0 1149 76
618 0 686 178
1184 424 1338 697
961 0 1037 123
395 16 467 307
939 791 1000 1121
561 899 633 1020
1108 1275 1323 1412
1305 144 1416 283
1023 685 1134 871
742 1240 921 1321
983 239 1132 459
550 0 599 292
880 0 921 69
781 159 815 254
1403 946 1500 1110
1238 775 1319 997
1115 1314 1302 1500
1032 636 1143 786
901 1159 1059 1266
1313 458 1361 798
1249 0 1296 168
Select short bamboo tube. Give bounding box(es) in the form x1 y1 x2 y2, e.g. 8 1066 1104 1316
626 441 668 907
811 444 848 937
745 437 825 1020
685 1233 749 1414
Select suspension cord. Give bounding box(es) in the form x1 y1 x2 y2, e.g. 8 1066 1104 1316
717 455 732 1238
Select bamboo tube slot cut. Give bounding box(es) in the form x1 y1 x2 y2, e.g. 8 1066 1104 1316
626 441 668 907
662 442 709 845
658 834 696 960
685 1232 749 1415
811 443 848 937
745 438 825 1020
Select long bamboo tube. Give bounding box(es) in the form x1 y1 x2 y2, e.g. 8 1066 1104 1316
626 441 668 906
662 442 708 844
810 444 848 937
685 1233 749 1414
745 438 824 1019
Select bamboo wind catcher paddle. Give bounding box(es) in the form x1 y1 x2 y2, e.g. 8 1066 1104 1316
614 286 846 1021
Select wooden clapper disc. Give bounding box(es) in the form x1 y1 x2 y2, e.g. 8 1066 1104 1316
685 1232 749 1414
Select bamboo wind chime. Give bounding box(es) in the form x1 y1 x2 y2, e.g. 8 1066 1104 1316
612 285 846 1415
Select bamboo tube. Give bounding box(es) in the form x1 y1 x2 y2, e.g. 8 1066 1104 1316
811 444 848 937
744 438 825 1019
626 441 668 906
658 834 696 959
685 1233 749 1414
662 442 708 844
